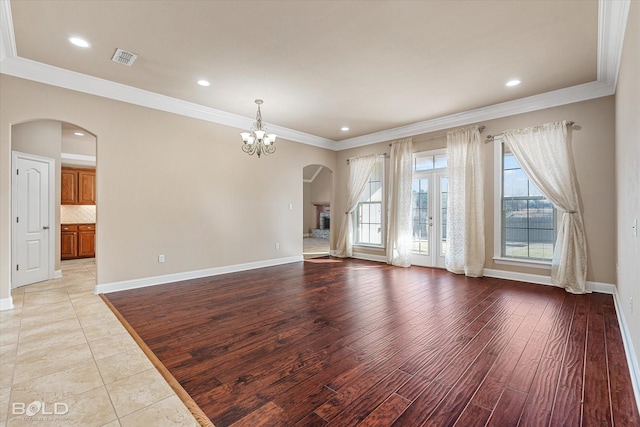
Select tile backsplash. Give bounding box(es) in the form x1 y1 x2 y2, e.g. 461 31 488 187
61 205 96 224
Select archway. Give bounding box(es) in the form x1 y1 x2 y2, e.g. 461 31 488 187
11 119 97 288
302 164 333 258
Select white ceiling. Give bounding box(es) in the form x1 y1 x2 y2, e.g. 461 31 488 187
0 1 630 150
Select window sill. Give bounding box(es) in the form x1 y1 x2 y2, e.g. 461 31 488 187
353 244 385 250
492 257 551 270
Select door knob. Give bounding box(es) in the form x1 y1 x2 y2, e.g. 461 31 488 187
43 226 50 230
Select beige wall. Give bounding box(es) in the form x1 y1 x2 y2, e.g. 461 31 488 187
0 75 618 300
615 0 640 381
11 120 63 270
310 167 332 205
334 96 617 285
0 75 337 300
62 133 96 157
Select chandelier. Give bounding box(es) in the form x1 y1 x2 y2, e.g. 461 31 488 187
240 99 277 158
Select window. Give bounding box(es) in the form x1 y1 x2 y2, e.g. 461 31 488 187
496 142 556 263
355 158 384 246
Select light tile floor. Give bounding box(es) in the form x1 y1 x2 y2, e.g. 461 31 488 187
0 259 200 427
302 237 330 259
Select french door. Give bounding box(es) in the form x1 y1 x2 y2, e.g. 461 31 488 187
411 171 448 268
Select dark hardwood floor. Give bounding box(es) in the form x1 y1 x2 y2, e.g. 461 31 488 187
104 257 640 427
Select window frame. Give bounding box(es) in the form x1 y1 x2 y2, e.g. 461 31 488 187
353 157 385 248
493 137 556 269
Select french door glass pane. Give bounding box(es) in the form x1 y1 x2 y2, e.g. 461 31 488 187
412 178 429 255
440 176 448 256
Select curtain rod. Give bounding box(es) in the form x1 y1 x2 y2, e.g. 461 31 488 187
485 121 575 142
388 125 486 146
346 153 387 164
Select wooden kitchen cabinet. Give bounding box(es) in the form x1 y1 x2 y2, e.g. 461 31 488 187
78 224 96 258
60 225 78 259
61 167 96 205
61 224 95 259
61 168 77 204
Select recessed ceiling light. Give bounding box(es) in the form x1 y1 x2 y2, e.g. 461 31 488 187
341 126 349 131
74 132 85 136
197 80 211 87
68 37 90 48
506 79 522 87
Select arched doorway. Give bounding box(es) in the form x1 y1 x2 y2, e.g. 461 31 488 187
11 119 97 288
302 164 332 258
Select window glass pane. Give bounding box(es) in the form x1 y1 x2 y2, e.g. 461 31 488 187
412 177 429 255
434 155 447 169
361 204 370 223
503 153 520 170
529 181 544 197
372 203 382 223
415 156 434 172
412 179 421 207
440 176 448 255
503 168 529 197
361 184 370 202
370 184 383 202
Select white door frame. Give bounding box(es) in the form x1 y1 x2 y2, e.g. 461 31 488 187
411 170 448 269
11 151 56 288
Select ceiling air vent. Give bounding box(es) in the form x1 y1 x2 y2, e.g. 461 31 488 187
111 48 138 66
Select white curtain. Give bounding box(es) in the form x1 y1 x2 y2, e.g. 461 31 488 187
335 154 378 258
386 138 413 267
446 126 485 277
503 121 587 294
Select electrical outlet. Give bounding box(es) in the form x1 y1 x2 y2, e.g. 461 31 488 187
275 242 280 250
158 254 165 263
630 297 634 314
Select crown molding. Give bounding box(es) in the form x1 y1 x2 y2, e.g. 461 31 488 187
303 165 324 183
336 79 616 149
0 55 337 150
0 0 629 152
0 0 16 61
598 0 630 89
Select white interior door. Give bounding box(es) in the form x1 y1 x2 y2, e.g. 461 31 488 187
411 171 448 268
12 152 55 288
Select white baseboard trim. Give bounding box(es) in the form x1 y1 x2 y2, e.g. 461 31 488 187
352 252 387 263
612 291 640 414
0 296 14 311
483 268 616 294
95 255 304 295
54 269 62 279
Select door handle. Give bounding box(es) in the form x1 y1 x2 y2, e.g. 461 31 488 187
43 226 50 230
